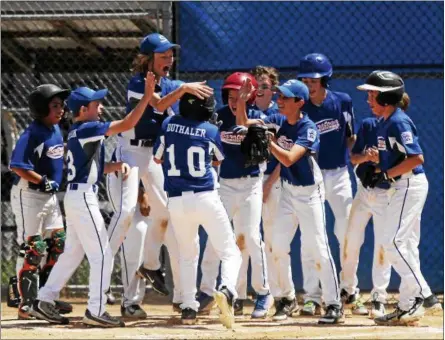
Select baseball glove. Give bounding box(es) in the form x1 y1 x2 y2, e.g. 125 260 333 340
240 124 270 167
356 163 376 188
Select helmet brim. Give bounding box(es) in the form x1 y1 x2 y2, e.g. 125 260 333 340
297 71 332 79
50 89 71 100
357 84 404 92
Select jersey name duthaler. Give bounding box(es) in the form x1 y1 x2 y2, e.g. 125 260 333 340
166 123 206 137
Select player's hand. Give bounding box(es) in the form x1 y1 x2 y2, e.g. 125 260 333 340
238 78 255 103
365 147 379 163
209 112 223 129
139 192 151 217
39 175 59 193
120 163 131 181
181 81 214 100
232 125 248 135
144 71 156 99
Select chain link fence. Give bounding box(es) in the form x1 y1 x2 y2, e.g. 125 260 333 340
1 1 443 295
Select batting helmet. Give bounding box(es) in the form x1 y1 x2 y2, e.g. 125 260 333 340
357 70 405 106
298 53 333 87
28 84 71 120
179 93 215 122
222 72 258 105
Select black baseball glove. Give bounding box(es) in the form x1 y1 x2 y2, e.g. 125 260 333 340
356 164 377 188
240 124 271 167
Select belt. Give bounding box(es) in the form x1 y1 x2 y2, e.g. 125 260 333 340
130 139 155 147
167 188 212 198
68 183 98 193
240 173 260 179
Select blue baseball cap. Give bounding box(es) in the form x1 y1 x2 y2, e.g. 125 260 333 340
140 33 180 54
67 87 108 114
275 79 309 101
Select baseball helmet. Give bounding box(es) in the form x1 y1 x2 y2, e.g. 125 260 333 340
28 84 71 120
179 93 215 122
357 70 405 106
298 53 333 87
222 72 258 105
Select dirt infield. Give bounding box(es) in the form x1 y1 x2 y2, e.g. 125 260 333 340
2 294 443 339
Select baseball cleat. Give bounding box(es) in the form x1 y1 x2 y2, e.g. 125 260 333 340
18 304 35 320
300 300 322 316
233 299 244 316
318 305 344 324
105 287 116 305
181 307 197 325
370 300 386 319
214 287 235 329
423 294 443 315
251 293 273 319
55 300 73 314
30 299 69 324
374 304 424 326
136 265 169 296
120 304 147 319
272 297 298 321
197 292 216 315
83 309 125 328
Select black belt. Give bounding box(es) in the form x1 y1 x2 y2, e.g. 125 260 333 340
68 183 98 193
167 188 212 198
130 139 155 147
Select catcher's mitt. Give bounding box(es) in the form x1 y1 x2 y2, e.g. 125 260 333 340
240 124 270 167
356 163 376 188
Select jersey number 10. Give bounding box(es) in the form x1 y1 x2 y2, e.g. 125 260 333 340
166 144 206 178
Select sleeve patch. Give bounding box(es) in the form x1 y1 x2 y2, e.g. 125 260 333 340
307 128 317 142
401 131 413 144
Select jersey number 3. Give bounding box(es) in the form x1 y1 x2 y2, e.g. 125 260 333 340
166 144 206 178
66 150 76 181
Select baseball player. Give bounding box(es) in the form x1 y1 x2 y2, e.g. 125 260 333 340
31 74 155 327
198 72 272 319
297 53 364 315
236 79 343 324
154 93 242 327
106 155 150 319
9 84 71 320
106 33 213 309
356 71 440 325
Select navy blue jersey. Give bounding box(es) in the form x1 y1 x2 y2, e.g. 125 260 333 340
353 117 390 189
66 121 111 185
10 120 64 189
304 90 355 170
154 115 224 195
218 105 266 179
264 113 323 186
377 108 424 177
122 74 183 140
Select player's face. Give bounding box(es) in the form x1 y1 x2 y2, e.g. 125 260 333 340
45 97 65 125
227 89 239 115
276 94 301 116
302 78 323 98
256 75 273 103
84 100 104 121
367 91 385 116
153 49 175 77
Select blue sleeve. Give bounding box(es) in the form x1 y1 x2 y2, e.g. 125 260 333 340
352 121 366 154
263 114 284 133
342 94 355 136
295 124 319 150
390 120 423 155
126 76 145 114
248 108 267 120
10 130 36 170
78 121 111 139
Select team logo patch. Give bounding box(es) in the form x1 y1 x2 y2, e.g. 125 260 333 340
316 118 340 134
307 128 317 142
401 131 414 144
277 136 294 150
377 136 386 151
220 131 245 145
46 145 64 159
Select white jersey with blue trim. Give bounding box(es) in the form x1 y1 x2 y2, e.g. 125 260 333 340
304 90 355 170
10 120 64 189
218 105 267 179
122 74 183 141
353 117 390 189
154 115 224 195
264 113 323 186
66 120 111 185
377 108 424 177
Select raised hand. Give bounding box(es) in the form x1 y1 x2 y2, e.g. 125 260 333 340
182 81 214 100
238 78 255 103
144 71 156 99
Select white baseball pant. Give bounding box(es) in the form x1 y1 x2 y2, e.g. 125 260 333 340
382 173 432 311
11 182 63 276
168 190 242 311
200 176 269 298
272 180 340 307
107 171 148 308
38 184 112 317
301 166 353 304
107 140 181 303
340 183 392 303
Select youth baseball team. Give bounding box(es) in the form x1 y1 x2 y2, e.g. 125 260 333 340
7 33 442 329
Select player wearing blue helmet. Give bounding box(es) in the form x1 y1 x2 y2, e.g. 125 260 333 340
32 73 155 328
10 84 71 320
297 53 363 316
